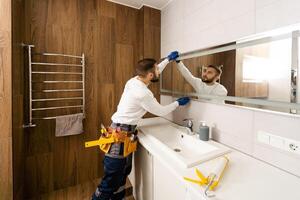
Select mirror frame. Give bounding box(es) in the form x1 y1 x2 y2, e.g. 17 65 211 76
160 25 300 113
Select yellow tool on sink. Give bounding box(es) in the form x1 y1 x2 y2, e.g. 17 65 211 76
183 156 229 197
184 168 208 185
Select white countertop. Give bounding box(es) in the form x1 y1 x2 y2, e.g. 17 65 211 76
137 117 300 200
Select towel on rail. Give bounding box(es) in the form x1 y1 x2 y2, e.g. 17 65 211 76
55 113 84 137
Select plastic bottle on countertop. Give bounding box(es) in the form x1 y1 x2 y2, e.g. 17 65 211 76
198 121 209 141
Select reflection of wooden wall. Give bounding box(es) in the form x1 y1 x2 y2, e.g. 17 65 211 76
22 1 160 198
0 0 12 199
235 44 269 98
162 50 236 96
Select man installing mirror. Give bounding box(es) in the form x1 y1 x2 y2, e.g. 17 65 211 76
175 52 228 96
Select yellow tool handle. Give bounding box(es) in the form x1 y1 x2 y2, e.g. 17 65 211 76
183 177 205 185
85 136 116 148
195 168 208 184
85 140 101 148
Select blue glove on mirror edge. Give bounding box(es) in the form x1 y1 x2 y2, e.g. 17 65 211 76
176 97 190 106
167 51 179 61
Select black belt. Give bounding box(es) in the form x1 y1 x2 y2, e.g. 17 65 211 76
111 122 137 133
107 122 138 158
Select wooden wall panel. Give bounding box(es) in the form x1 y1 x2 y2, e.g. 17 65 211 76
115 44 135 102
116 6 138 45
140 7 161 118
22 0 161 198
0 0 12 199
98 17 116 83
12 0 29 191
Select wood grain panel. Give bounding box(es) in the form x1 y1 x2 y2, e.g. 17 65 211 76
0 138 13 199
143 6 161 27
22 1 161 198
98 0 116 18
0 0 11 31
12 0 26 198
116 5 138 45
98 16 116 84
98 83 115 126
0 31 12 139
25 153 54 198
0 0 12 199
140 6 161 118
115 44 134 103
53 136 78 190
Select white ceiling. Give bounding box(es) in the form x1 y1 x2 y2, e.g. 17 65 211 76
108 0 171 10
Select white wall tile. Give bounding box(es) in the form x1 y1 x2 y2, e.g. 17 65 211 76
216 0 255 22
213 129 254 154
253 144 300 177
221 11 256 43
160 95 174 121
253 111 300 140
169 98 255 154
183 0 211 18
255 0 280 9
256 0 300 33
161 0 184 29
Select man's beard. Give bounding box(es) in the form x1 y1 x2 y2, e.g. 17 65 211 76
202 76 215 84
151 74 159 82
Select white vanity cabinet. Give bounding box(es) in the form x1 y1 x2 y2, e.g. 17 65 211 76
153 156 187 200
130 144 154 200
131 143 205 200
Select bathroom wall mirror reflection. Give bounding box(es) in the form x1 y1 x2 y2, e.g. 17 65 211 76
161 25 300 115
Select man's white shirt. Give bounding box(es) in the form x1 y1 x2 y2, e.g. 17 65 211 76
111 59 179 125
176 61 228 96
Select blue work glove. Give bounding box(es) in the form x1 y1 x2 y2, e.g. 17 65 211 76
167 51 179 61
176 97 190 106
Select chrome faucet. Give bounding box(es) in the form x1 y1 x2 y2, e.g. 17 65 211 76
183 118 194 135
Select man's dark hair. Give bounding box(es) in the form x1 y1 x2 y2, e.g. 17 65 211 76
136 58 157 77
207 64 223 75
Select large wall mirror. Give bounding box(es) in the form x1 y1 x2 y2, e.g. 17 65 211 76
161 24 300 115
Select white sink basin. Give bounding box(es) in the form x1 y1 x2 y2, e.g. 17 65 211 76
138 118 230 168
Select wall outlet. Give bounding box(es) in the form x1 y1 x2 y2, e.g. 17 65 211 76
284 139 300 154
257 131 300 156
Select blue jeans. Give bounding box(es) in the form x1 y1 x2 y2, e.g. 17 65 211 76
92 154 132 200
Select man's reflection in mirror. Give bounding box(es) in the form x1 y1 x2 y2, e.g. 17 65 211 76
176 60 228 96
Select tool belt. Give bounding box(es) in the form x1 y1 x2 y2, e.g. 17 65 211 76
85 125 138 157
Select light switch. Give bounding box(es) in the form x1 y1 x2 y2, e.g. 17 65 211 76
257 131 270 144
270 136 284 149
257 131 300 155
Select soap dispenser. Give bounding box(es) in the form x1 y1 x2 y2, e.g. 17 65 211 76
198 121 209 141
